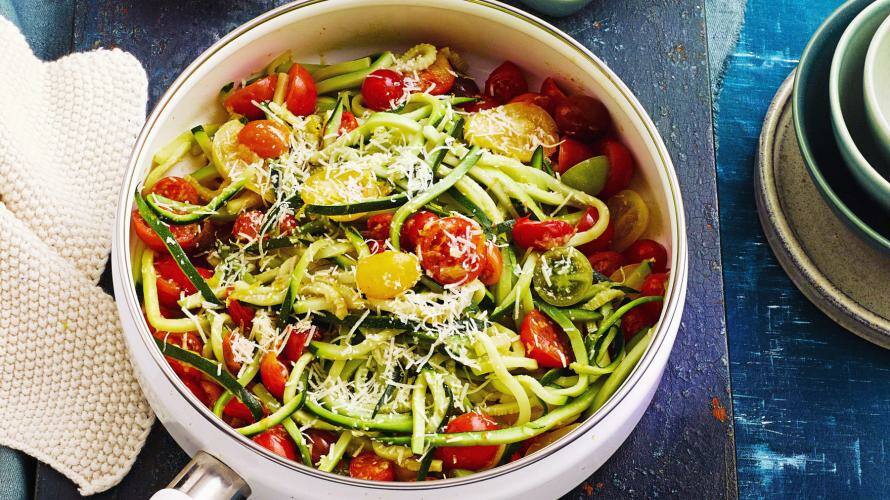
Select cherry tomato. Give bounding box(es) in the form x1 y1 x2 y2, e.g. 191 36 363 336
462 95 501 113
553 94 611 142
621 306 654 342
349 453 395 481
435 412 501 470
227 299 256 332
622 239 668 272
283 324 316 363
132 210 202 253
508 440 533 462
238 120 290 158
339 111 359 135
365 212 394 241
367 239 387 255
223 397 255 422
154 254 213 307
305 429 337 465
640 272 669 320
278 213 298 236
153 330 203 380
260 351 290 400
285 63 317 116
417 216 486 285
152 176 200 204
155 274 185 308
222 331 243 374
253 426 297 461
224 75 277 120
587 251 626 276
400 211 438 250
520 309 572 368
362 69 405 111
181 377 210 405
597 139 635 199
540 77 568 106
510 92 554 116
557 137 595 174
576 207 615 254
356 251 421 299
452 75 481 98
524 423 581 456
484 61 527 103
232 210 264 241
478 241 503 286
512 217 574 250
416 50 456 95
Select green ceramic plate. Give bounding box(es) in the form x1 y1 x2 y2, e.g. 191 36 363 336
829 0 890 210
793 0 890 253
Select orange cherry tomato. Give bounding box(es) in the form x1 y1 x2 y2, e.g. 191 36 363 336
238 120 290 158
260 351 290 400
557 137 595 173
152 176 200 204
221 331 243 374
417 216 485 285
349 453 395 481
435 412 501 470
586 251 626 276
576 207 615 254
520 309 572 368
285 63 317 116
253 426 297 460
416 50 456 95
224 75 277 120
478 241 503 286
484 61 527 103
339 111 359 135
597 138 635 199
512 217 574 250
133 177 206 253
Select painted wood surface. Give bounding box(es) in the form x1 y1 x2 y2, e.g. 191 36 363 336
715 0 890 498
33 0 735 498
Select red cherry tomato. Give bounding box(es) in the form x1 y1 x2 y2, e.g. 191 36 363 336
282 324 315 363
587 251 626 276
223 397 255 422
132 210 204 253
238 120 290 158
622 239 668 272
640 272 669 320
362 69 405 111
365 212 394 241
417 216 486 285
576 207 614 254
153 330 203 380
416 52 456 95
339 111 359 135
155 274 184 308
621 307 654 342
349 453 395 481
540 77 568 106
232 210 264 242
509 92 554 115
520 309 572 368
435 412 501 470
260 351 290 400
484 61 527 103
478 241 503 286
367 239 387 254
227 299 256 331
222 331 243 374
224 75 277 120
253 426 297 461
556 137 595 173
554 94 611 141
152 176 200 204
597 139 635 199
153 254 213 307
181 377 209 405
305 429 337 465
400 211 438 250
512 217 574 250
462 95 501 113
285 63 317 116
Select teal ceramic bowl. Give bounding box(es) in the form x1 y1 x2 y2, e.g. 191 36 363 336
864 15 890 171
518 0 593 17
829 0 890 210
794 0 890 253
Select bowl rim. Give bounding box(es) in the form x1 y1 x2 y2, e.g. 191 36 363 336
828 0 890 202
113 0 688 490
864 12 890 152
794 0 890 252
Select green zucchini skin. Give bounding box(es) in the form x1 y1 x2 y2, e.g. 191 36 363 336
153 337 264 420
305 193 408 215
146 177 247 225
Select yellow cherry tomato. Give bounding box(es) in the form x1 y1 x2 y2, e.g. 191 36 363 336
301 167 391 222
464 102 558 162
606 189 650 252
356 251 421 299
524 423 581 456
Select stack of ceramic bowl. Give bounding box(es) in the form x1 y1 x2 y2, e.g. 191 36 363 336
756 0 890 347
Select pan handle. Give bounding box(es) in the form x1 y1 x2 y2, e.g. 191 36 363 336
150 451 251 500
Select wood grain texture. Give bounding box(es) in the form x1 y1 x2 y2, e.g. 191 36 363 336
715 0 890 498
34 0 736 497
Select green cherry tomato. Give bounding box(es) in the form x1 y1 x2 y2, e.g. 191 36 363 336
533 247 594 306
560 155 610 196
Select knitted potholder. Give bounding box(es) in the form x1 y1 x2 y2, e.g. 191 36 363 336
0 17 154 495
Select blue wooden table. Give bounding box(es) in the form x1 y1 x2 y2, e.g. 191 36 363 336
7 0 887 498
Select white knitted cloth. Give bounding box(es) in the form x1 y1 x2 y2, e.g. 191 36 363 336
0 18 154 495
